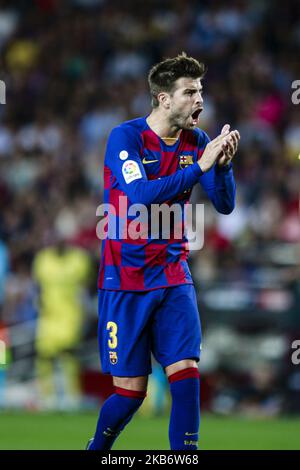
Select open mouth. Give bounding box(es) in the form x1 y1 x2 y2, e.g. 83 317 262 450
191 108 202 124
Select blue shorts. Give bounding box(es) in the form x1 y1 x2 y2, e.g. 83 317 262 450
98 284 201 377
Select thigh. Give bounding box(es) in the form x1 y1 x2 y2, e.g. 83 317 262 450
98 289 162 377
151 284 202 369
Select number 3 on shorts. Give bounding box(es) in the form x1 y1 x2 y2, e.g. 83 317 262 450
106 321 118 349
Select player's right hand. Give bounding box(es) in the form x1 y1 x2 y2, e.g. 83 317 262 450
198 125 238 173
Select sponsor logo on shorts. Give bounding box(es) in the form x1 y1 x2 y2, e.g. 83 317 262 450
109 351 118 364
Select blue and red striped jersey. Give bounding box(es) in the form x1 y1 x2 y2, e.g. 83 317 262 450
98 117 236 291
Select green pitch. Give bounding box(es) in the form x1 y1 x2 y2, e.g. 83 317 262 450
0 412 299 450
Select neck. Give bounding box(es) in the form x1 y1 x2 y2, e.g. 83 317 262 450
146 108 182 140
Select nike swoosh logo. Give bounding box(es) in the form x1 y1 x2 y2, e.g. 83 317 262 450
185 432 198 436
142 157 159 164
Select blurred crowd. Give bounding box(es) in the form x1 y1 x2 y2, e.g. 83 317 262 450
0 0 299 413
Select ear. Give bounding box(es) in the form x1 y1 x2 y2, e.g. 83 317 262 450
157 92 171 109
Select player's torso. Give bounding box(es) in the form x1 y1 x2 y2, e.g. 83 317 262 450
125 123 201 202
98 119 203 291
105 123 201 240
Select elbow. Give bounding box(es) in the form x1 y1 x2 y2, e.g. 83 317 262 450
215 199 235 215
219 205 235 215
215 191 236 214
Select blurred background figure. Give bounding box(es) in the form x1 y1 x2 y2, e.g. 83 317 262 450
0 320 10 408
0 239 9 308
0 0 299 419
33 234 92 410
140 360 169 417
0 238 9 408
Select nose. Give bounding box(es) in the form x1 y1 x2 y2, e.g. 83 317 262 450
195 92 203 106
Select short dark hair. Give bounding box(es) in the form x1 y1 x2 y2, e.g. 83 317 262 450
148 52 206 108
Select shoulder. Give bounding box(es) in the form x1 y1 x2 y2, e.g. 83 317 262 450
67 247 90 266
109 117 146 142
192 127 211 146
33 247 54 272
105 118 146 163
68 246 89 259
35 247 53 260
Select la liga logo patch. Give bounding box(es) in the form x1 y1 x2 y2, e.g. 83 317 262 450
122 160 142 184
123 161 136 175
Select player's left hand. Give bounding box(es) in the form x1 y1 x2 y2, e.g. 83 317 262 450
217 125 240 167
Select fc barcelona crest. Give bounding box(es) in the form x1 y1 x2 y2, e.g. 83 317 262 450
179 155 194 169
109 351 118 364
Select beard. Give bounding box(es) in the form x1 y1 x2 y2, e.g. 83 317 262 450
169 109 199 131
